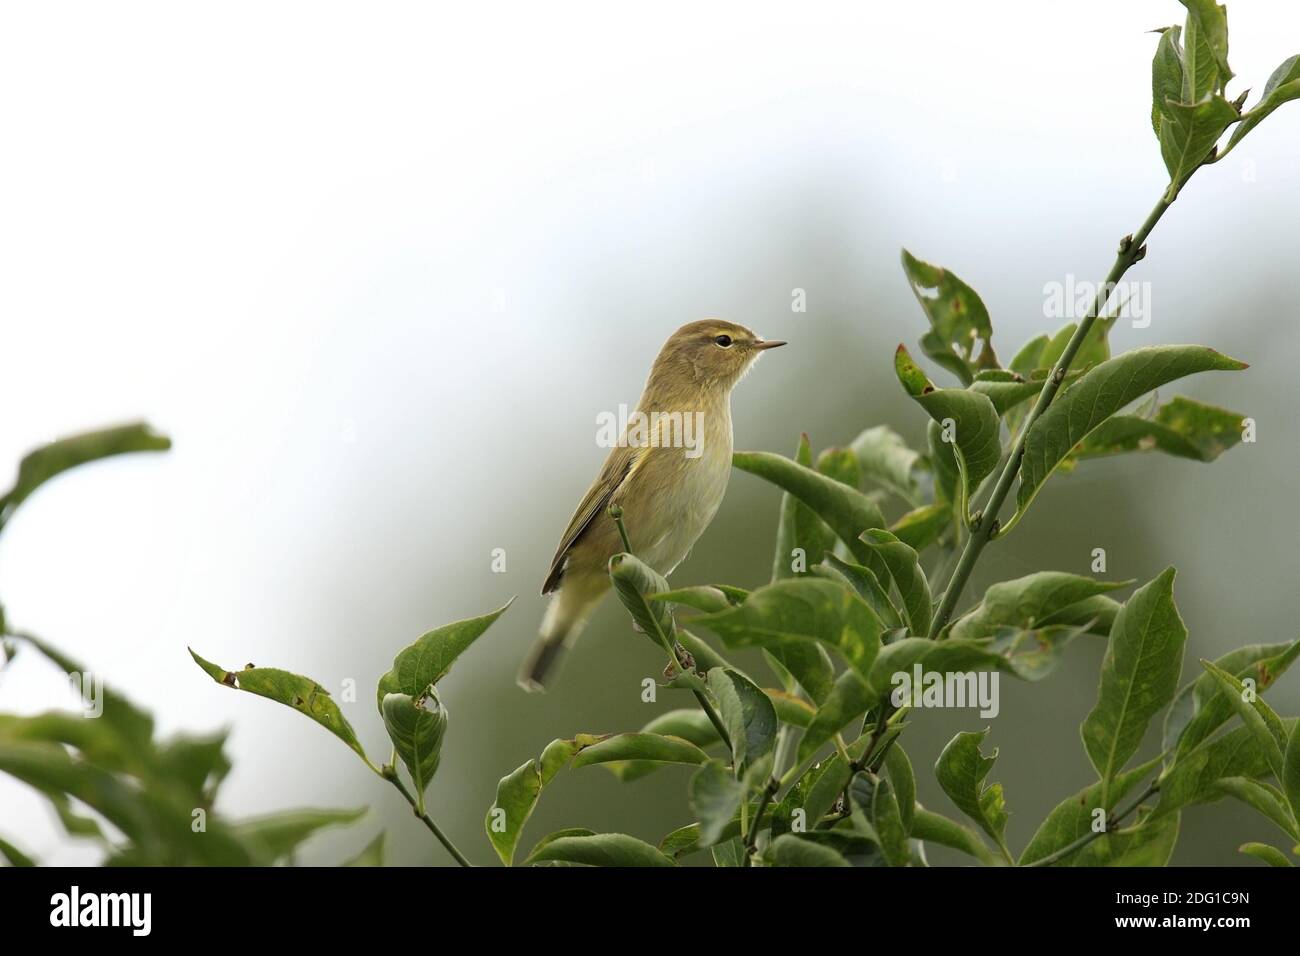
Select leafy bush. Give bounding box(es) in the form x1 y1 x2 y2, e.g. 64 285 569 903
3 1 1299 868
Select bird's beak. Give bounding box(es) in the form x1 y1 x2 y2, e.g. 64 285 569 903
753 339 787 350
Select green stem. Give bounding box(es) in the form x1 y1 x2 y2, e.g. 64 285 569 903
608 504 733 755
743 777 781 861
927 192 1175 638
381 765 474 867
608 504 633 553
1025 782 1159 867
692 683 732 754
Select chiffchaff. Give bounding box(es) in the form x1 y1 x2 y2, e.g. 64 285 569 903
519 319 785 691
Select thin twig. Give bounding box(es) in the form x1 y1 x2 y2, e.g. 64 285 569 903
381 765 474 867
927 192 1176 638
743 777 781 861
608 504 633 552
609 504 732 755
1025 782 1160 867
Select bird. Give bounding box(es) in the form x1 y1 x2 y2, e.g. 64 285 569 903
518 319 786 691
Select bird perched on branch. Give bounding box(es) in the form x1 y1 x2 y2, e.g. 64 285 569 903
519 319 785 691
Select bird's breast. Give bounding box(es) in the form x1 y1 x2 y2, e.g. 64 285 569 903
623 402 733 576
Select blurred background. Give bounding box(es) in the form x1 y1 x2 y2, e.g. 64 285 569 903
2 0 1298 865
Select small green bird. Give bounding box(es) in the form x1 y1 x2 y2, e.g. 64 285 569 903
519 319 785 691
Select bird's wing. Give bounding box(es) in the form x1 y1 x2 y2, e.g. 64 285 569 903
542 442 647 594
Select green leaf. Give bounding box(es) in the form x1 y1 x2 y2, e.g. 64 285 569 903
631 707 722 743
694 578 884 682
0 739 253 865
900 249 996 385
803 753 853 826
1238 842 1294 867
235 807 367 862
342 832 386 866
797 668 873 763
910 807 995 865
927 420 960 510
1080 569 1187 804
971 370 1047 416
1151 25 1185 135
1154 720 1297 817
658 817 744 860
1226 55 1300 151
1061 809 1180 867
711 838 747 868
570 732 711 771
960 570 1119 644
0 422 170 533
766 688 816 728
152 731 232 802
1165 641 1300 758
1019 755 1162 865
989 622 1093 681
1017 347 1246 518
1075 396 1245 462
888 503 951 552
849 425 923 505
1213 777 1298 842
1010 334 1049 376
525 828 597 867
1003 335 1055 434
866 637 1014 699
1039 594 1122 636
1159 93 1238 191
524 832 676 867
860 529 932 636
381 688 448 800
934 729 1010 858
707 667 777 773
767 833 851 867
0 834 35 867
733 449 890 581
849 772 909 866
1286 725 1300 831
760 643 836 708
820 554 903 629
895 345 1002 509
484 734 605 865
882 744 917 834
648 586 733 614
772 434 836 580
17 633 156 765
599 709 721 782
1200 660 1289 780
676 628 737 676
689 759 746 847
816 446 860 489
375 600 512 710
1179 0 1231 91
190 649 370 766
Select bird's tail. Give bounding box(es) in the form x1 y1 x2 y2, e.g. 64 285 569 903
517 588 594 692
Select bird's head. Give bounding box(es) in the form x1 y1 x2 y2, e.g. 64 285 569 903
647 319 786 394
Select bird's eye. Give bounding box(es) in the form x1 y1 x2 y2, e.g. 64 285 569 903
714 334 733 348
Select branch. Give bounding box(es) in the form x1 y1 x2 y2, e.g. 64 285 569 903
380 764 474 867
1024 782 1160 868
608 504 733 756
927 192 1176 638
